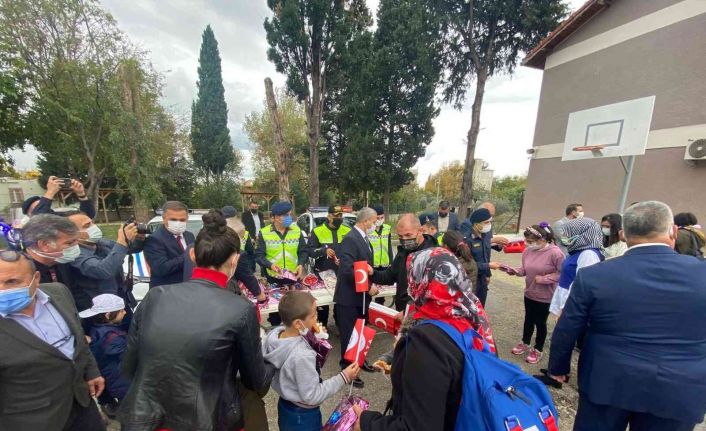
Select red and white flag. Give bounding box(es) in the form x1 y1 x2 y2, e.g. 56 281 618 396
353 261 369 293
368 302 401 335
343 318 375 366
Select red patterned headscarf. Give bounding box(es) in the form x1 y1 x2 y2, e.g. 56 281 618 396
407 247 496 353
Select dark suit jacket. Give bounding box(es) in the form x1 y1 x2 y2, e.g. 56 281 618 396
33 196 97 219
548 245 706 423
143 225 195 288
334 227 374 307
0 283 101 431
433 212 460 232
242 210 265 241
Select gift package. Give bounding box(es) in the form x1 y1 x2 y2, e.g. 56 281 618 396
321 395 370 431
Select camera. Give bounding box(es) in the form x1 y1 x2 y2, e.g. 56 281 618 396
58 178 72 190
125 216 150 235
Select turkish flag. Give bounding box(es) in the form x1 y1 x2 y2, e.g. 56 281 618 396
354 261 369 293
369 302 401 335
343 319 375 366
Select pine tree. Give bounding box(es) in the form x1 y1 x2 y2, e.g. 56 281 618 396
191 25 234 183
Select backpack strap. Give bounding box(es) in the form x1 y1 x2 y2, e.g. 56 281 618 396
539 405 559 431
419 319 492 354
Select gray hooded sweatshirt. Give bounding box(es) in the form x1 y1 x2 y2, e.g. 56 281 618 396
263 326 345 408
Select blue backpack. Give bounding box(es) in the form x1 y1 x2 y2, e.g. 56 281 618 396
423 320 559 431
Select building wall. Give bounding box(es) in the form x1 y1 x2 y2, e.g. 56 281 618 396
521 4 706 227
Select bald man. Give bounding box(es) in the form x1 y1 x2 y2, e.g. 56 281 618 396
460 202 509 248
0 252 105 430
370 214 438 311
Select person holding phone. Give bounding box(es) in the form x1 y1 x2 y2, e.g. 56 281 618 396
501 223 564 364
21 176 96 221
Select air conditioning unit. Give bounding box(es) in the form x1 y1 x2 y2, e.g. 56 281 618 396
684 139 706 161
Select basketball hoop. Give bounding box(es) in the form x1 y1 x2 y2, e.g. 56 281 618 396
572 144 605 155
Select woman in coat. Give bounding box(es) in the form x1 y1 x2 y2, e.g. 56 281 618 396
119 209 273 431
354 247 496 431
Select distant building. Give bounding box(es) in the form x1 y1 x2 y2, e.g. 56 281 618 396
0 178 44 222
521 0 706 225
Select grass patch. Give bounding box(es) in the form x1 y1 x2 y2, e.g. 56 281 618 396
97 223 121 241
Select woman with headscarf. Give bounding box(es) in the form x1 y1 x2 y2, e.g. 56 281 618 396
353 248 495 431
549 218 605 317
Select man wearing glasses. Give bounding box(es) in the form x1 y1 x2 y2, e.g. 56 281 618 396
0 250 105 431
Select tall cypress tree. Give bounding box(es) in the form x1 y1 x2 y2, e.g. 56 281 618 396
191 25 233 183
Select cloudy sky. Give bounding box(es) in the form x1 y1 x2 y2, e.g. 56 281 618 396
10 0 584 185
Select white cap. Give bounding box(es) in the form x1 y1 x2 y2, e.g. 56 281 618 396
79 294 125 318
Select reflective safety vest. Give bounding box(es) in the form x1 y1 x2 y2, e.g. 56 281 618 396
261 224 301 277
312 223 351 245
241 231 250 252
369 224 392 267
436 233 444 246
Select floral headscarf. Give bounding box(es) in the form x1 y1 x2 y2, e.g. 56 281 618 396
406 247 496 353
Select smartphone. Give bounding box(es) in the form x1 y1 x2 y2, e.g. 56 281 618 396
58 178 72 190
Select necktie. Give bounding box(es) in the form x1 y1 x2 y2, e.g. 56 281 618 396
176 235 186 250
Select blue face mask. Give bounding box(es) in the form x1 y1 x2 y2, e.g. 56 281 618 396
282 215 293 228
0 278 35 315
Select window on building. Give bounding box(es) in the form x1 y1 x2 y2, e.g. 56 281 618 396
9 188 24 204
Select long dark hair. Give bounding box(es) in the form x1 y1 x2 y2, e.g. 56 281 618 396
194 209 240 268
601 213 622 248
442 231 473 263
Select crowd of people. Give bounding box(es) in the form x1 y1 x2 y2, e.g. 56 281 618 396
0 179 705 431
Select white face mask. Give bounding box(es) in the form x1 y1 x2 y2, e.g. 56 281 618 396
56 244 81 264
166 220 187 235
576 211 585 218
366 225 375 236
19 215 31 227
84 225 103 242
375 218 384 227
527 242 545 251
481 224 492 234
602 227 612 236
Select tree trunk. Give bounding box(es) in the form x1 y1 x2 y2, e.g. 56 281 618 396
264 78 291 201
307 68 323 207
459 69 488 219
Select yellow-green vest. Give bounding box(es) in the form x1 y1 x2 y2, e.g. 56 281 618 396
312 223 351 245
241 230 250 252
261 224 301 276
369 224 392 267
436 233 443 246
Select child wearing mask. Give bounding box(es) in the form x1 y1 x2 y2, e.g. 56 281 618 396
501 223 564 364
263 291 360 431
79 294 131 416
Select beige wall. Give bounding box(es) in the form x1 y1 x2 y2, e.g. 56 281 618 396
522 7 706 227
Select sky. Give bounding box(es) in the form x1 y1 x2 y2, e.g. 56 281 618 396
9 0 585 186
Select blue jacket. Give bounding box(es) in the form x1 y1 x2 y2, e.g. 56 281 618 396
467 232 493 281
89 324 130 401
548 245 706 423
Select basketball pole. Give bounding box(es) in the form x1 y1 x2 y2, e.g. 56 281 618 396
617 155 636 214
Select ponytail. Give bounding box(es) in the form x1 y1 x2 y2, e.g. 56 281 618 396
442 231 473 263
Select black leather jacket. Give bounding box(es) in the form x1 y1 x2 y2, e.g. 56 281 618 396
119 278 273 431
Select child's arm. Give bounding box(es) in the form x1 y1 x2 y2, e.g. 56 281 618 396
290 354 348 406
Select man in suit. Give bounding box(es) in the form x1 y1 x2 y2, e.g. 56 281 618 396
0 252 105 431
22 214 85 308
334 207 380 388
434 200 460 233
545 201 706 431
242 199 265 243
144 201 195 288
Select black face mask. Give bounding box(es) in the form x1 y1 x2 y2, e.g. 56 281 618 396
438 211 448 218
250 208 258 214
331 218 343 228
400 238 419 251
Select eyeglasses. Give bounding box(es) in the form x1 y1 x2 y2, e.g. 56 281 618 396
46 306 74 349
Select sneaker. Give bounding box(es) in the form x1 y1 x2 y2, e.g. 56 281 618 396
511 342 529 355
352 377 365 388
526 348 543 364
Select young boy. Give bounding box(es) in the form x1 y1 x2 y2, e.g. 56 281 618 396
264 291 360 431
79 294 130 417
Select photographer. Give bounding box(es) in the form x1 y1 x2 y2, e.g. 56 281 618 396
22 176 96 220
66 212 142 316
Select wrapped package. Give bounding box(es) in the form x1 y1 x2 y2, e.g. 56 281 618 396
318 270 338 290
321 395 370 431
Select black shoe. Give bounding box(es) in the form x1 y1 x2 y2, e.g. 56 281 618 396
534 373 563 389
362 361 376 373
352 377 365 388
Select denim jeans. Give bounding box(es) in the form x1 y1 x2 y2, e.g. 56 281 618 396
278 398 322 431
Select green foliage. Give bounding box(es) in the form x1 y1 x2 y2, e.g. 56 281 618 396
192 177 240 209
0 43 26 152
191 25 234 182
491 175 527 211
424 161 465 202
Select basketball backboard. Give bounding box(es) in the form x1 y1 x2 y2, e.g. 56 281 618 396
562 96 656 161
